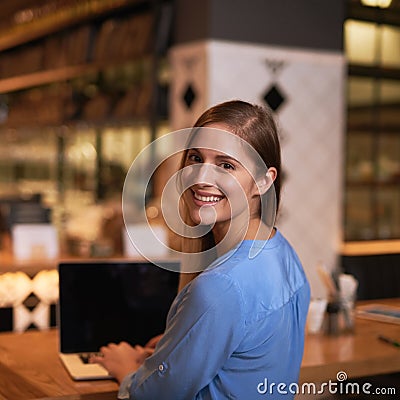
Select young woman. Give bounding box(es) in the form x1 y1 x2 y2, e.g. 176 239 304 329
92 100 310 399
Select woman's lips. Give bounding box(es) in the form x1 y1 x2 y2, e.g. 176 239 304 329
191 189 224 206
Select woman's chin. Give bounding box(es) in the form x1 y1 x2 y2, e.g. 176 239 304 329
190 212 214 227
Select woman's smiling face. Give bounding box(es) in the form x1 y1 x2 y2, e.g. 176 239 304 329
181 125 263 231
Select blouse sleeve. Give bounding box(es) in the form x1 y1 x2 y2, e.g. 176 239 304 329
128 271 245 400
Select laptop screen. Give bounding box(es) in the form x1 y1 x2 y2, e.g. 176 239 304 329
58 260 180 353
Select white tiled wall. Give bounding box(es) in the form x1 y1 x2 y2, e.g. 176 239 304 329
169 41 208 130
169 40 346 298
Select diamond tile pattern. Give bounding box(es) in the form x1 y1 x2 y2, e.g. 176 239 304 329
0 270 59 332
22 293 40 311
21 293 41 330
169 42 207 129
182 84 196 109
263 84 286 112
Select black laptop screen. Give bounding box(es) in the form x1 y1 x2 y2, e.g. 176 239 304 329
58 260 180 353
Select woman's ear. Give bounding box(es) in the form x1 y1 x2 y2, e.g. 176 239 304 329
256 167 277 195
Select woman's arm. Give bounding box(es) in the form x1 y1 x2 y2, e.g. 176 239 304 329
129 272 245 400
91 273 200 387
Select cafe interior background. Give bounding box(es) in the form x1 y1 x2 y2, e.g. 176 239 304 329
0 0 399 335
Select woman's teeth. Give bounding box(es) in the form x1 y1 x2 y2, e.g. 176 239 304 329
194 193 222 203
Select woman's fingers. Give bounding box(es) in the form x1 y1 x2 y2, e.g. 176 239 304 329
89 341 141 383
145 334 163 348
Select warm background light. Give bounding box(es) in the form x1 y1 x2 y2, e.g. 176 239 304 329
361 0 392 8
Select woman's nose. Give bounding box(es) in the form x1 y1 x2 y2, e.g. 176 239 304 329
192 163 219 186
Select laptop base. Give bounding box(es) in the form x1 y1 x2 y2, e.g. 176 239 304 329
59 353 113 381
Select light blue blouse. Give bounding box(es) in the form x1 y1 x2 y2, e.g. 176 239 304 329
120 229 310 399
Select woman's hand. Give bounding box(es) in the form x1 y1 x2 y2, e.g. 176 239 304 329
90 342 154 383
145 334 163 349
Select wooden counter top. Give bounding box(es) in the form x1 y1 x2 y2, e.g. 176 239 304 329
300 298 400 383
0 329 118 399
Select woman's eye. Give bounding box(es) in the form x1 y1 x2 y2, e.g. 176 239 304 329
188 154 202 163
221 162 234 170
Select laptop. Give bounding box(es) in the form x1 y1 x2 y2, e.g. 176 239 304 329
58 259 180 380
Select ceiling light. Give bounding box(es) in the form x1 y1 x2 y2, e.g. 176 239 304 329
361 0 392 8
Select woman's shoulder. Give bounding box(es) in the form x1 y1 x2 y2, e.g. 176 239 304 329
191 266 242 297
177 268 245 320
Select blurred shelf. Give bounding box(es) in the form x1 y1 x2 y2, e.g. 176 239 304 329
347 3 400 27
346 179 400 187
0 0 145 52
0 57 151 94
349 64 400 80
348 126 400 133
0 2 155 95
341 240 400 256
0 251 58 275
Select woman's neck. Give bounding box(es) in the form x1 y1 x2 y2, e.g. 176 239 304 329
212 216 274 255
